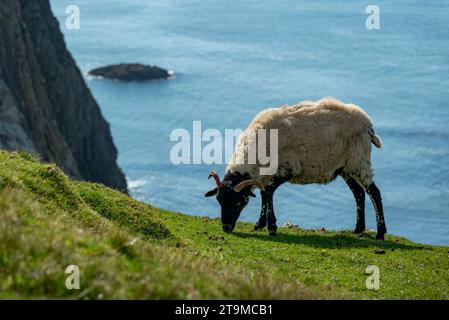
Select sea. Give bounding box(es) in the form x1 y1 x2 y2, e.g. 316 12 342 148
50 0 449 245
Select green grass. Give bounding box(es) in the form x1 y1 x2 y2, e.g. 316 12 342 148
0 150 448 299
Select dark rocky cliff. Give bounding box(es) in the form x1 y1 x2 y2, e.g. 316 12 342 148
0 0 127 191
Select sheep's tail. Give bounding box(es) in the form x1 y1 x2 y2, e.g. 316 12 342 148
368 127 382 148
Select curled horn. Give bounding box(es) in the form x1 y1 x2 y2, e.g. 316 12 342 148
233 179 265 193
208 171 222 188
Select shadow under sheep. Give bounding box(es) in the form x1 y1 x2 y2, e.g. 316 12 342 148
232 230 427 250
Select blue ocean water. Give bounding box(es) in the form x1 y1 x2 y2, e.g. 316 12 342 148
50 0 449 245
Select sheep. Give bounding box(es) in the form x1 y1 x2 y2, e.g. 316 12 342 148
205 98 387 240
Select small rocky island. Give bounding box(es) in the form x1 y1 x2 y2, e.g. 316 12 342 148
89 63 173 81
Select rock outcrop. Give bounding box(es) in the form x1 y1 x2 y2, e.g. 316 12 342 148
89 63 172 81
0 0 127 192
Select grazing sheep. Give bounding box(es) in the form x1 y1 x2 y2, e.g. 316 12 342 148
205 98 387 240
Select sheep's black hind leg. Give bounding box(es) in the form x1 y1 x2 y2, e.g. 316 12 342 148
365 182 387 240
342 175 366 234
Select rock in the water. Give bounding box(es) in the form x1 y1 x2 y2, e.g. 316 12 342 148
89 64 172 81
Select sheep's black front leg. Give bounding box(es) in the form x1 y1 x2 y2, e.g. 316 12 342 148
254 186 276 235
265 189 277 236
254 175 290 235
254 191 268 231
365 182 387 240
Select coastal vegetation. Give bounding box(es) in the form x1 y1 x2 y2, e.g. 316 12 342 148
1 150 448 299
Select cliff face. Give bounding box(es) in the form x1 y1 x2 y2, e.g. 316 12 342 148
0 0 127 191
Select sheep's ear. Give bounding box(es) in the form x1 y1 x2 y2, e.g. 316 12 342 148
204 188 218 197
247 191 256 197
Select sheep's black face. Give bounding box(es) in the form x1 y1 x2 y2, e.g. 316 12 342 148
205 187 255 233
216 187 251 232
205 171 256 233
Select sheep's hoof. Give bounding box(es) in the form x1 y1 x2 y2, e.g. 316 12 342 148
253 223 265 231
268 228 277 236
376 233 385 240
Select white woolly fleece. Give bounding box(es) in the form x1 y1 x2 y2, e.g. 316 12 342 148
226 98 381 187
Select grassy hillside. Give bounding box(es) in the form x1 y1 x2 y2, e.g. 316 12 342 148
0 151 448 299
